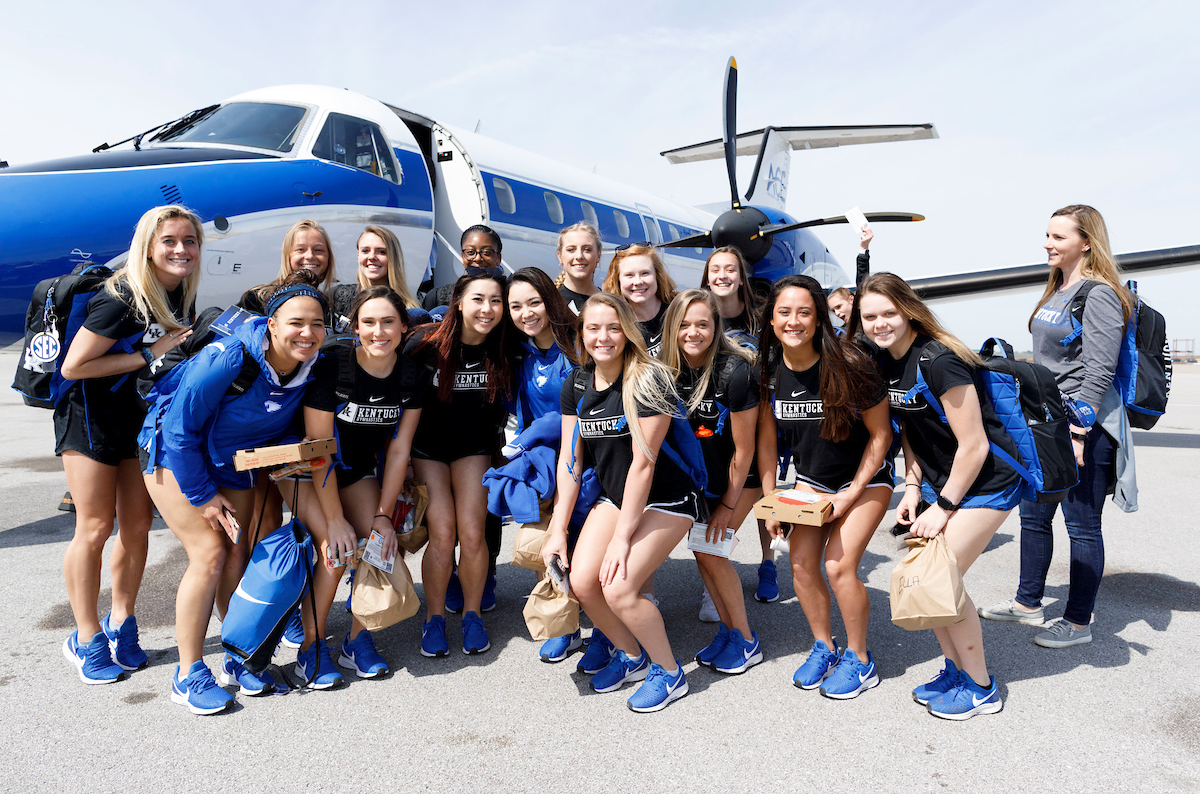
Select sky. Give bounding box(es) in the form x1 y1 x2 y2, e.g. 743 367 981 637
2 0 1198 351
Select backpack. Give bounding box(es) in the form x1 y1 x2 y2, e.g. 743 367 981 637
907 338 1078 504
12 263 121 408
1070 280 1171 429
136 305 260 404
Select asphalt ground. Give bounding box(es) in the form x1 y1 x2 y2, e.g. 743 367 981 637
0 348 1197 793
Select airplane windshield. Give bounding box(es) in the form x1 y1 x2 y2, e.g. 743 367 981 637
158 102 307 153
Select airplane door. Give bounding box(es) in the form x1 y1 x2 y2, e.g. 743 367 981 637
429 124 489 289
634 204 663 245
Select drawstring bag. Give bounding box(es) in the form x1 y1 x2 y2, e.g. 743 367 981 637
522 569 579 641
351 556 421 632
889 534 969 631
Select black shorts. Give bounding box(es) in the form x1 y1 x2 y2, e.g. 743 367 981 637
795 460 895 494
411 433 497 465
597 490 704 523
53 388 142 466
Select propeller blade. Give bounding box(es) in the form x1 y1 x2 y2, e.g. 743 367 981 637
658 230 714 249
723 56 740 209
753 212 925 239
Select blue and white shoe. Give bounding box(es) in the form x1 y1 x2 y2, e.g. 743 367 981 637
63 630 126 685
754 560 779 603
792 639 839 689
421 615 450 658
627 662 689 713
694 623 730 667
540 629 583 663
590 648 650 693
295 642 344 690
820 648 879 699
445 571 464 614
171 660 233 715
481 571 497 613
217 653 276 696
280 609 304 649
713 628 763 675
912 658 960 705
338 630 389 678
462 611 491 654
101 613 148 671
577 629 616 674
927 673 1002 720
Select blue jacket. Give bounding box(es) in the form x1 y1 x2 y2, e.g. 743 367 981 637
139 317 318 506
514 339 575 433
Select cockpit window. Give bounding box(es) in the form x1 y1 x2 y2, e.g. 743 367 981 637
312 113 401 184
158 102 307 152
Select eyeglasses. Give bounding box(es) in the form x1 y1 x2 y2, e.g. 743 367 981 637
615 241 654 252
462 248 500 260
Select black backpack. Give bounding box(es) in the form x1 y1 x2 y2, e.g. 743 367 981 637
136 306 261 407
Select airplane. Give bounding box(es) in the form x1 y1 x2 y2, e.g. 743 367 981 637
2 58 1197 344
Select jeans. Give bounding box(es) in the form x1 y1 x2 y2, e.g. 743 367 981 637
1016 428 1115 627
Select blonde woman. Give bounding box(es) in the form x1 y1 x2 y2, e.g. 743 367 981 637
57 205 200 684
239 219 337 317
542 293 698 712
600 244 677 358
554 222 603 315
330 225 421 329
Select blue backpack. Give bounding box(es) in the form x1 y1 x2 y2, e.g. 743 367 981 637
1069 280 1171 429
907 338 1078 504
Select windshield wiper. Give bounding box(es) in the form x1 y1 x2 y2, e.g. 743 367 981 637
92 104 220 153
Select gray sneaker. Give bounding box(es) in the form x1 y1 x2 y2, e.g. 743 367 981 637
978 600 1045 625
1035 618 1092 648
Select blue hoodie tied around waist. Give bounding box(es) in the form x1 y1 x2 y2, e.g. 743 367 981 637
483 411 599 525
139 316 319 506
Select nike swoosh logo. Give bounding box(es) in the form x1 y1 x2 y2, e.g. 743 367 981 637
588 407 604 416
463 361 482 370
791 389 806 397
368 395 385 403
888 378 900 386
972 692 992 707
270 391 285 396
859 670 873 683
744 647 756 660
234 582 271 605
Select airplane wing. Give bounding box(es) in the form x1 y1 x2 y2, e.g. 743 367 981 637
660 124 938 164
910 245 1200 301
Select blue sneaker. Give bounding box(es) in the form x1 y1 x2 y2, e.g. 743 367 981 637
461 611 491 654
280 609 304 649
590 648 649 693
694 623 731 667
171 660 233 715
627 662 689 713
820 648 879 699
577 629 616 674
540 629 583 663
754 560 779 603
295 642 344 690
445 571 464 614
63 630 126 685
421 615 450 658
338 630 389 678
927 673 1002 720
792 639 840 689
101 613 148 671
481 571 497 613
713 628 763 675
912 658 960 705
217 653 276 696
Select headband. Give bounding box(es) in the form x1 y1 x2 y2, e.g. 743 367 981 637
265 285 327 318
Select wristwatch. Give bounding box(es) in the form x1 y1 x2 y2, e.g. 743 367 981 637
1070 430 1089 442
935 494 961 512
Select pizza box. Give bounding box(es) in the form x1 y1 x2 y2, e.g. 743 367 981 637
753 488 834 526
234 438 337 472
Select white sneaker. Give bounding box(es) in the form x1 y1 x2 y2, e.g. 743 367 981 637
698 589 719 623
641 592 660 608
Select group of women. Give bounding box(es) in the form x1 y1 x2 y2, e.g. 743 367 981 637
52 203 1135 719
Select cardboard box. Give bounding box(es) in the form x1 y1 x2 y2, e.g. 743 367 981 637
234 438 337 472
753 489 834 526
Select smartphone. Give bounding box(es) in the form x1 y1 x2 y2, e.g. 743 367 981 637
548 555 569 596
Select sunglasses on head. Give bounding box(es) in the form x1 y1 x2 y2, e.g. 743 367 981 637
614 241 654 252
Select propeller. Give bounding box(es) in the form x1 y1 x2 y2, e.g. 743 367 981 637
659 58 924 268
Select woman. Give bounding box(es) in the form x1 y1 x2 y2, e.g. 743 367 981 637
542 293 698 713
141 271 326 714
851 271 1022 720
979 205 1136 648
700 246 777 607
404 271 512 657
284 287 411 688
661 290 763 675
239 219 337 317
756 276 892 700
554 222 603 315
58 205 199 685
330 225 421 330
601 244 677 358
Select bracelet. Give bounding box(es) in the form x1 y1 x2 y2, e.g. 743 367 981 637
141 347 154 365
1070 430 1088 442
719 501 734 511
374 512 390 519
905 483 921 490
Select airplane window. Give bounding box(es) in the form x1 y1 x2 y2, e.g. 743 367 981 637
159 102 307 152
312 113 401 184
493 178 516 214
581 202 598 228
641 216 662 245
544 192 564 224
613 210 630 238
667 224 680 241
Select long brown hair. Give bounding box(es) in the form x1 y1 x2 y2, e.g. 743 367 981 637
759 275 883 443
1027 204 1134 330
417 272 512 403
849 272 984 367
508 267 578 365
700 245 762 336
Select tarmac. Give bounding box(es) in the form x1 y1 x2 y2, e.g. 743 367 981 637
0 347 1197 793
